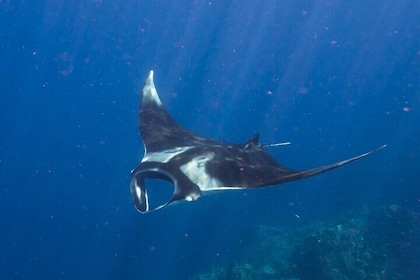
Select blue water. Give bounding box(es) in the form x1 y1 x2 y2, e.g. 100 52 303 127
1 1 419 279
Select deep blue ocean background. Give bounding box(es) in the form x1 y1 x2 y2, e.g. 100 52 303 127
1 1 419 279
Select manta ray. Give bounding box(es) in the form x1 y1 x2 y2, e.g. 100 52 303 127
130 70 385 213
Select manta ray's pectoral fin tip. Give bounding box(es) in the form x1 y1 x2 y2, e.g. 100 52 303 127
335 144 387 167
142 70 162 106
148 70 154 79
359 144 387 158
144 70 154 87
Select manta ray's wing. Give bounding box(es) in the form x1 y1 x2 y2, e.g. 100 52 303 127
131 71 216 213
139 70 215 152
202 142 386 189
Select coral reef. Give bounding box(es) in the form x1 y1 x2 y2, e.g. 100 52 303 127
192 205 419 280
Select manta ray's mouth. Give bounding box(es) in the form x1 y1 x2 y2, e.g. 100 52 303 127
130 168 176 213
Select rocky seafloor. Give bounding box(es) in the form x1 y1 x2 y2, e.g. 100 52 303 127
193 205 419 280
